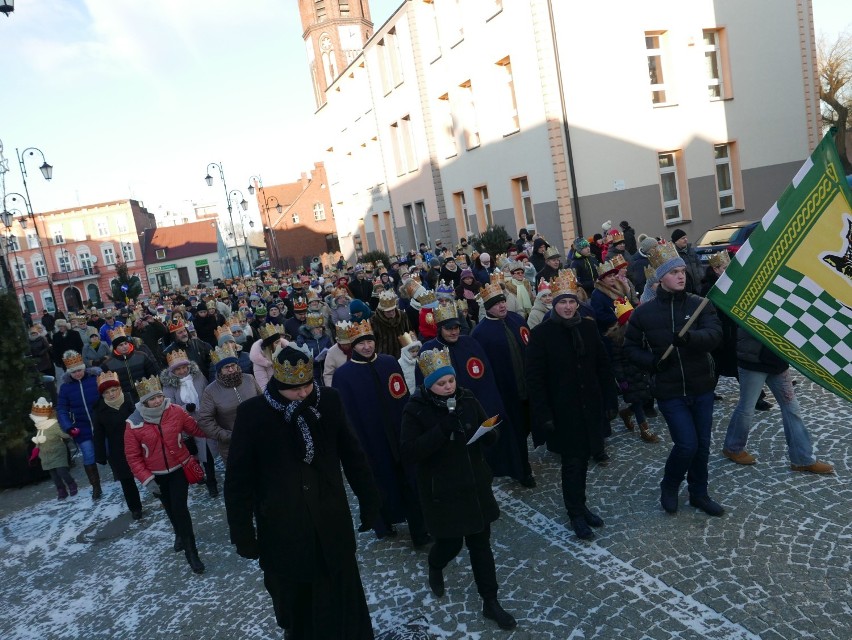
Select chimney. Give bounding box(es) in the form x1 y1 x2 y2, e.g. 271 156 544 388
300 172 309 189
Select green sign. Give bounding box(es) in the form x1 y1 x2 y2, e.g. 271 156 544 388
148 264 176 273
195 259 209 267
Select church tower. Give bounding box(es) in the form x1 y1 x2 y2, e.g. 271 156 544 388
299 0 373 109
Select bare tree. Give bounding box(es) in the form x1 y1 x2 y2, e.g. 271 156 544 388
818 30 852 174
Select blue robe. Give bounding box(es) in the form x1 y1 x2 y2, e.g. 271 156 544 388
332 353 423 537
420 335 524 480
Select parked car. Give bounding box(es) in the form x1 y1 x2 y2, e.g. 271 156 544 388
695 220 759 264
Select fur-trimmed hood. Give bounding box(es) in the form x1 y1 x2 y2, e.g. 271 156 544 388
159 361 203 388
60 366 102 384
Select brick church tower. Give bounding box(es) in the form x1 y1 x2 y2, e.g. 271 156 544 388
299 0 373 109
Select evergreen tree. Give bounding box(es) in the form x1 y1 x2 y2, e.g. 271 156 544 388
471 225 512 259
0 292 41 454
107 259 143 303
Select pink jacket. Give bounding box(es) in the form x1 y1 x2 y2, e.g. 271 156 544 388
249 338 288 389
322 343 350 386
124 402 206 487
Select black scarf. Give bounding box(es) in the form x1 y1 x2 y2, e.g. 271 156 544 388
551 313 585 356
263 385 321 464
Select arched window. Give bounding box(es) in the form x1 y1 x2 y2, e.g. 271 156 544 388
22 294 36 314
32 255 47 277
87 284 101 304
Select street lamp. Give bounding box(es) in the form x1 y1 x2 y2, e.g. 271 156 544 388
204 162 245 277
1 209 28 311
247 175 284 269
0 1 14 18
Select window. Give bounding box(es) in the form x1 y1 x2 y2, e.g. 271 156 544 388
454 191 471 237
58 253 72 272
315 0 326 21
314 203 326 221
372 213 384 251
79 252 95 275
102 245 116 265
122 243 136 262
415 201 431 246
401 115 417 172
155 249 166 260
645 32 668 105
87 284 101 304
33 255 47 277
377 29 404 94
51 225 65 245
13 259 27 281
512 176 535 228
496 56 519 133
422 0 441 60
116 216 129 233
703 29 731 99
714 143 743 213
22 293 36 315
96 219 109 237
8 235 20 252
459 80 480 149
657 151 690 222
41 290 55 313
71 221 85 241
436 93 457 158
475 185 493 230
390 120 405 176
26 232 39 249
292 213 300 224
339 0 349 16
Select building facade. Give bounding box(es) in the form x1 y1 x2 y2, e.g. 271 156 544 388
303 0 819 259
142 220 228 292
3 199 153 314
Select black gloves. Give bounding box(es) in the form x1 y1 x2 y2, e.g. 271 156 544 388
439 414 462 437
654 356 673 373
672 332 691 347
185 402 196 413
235 539 260 559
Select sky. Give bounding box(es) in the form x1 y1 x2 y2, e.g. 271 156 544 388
0 0 849 223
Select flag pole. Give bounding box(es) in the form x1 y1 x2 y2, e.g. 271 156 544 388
659 296 711 361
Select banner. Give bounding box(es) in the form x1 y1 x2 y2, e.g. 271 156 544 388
708 132 852 403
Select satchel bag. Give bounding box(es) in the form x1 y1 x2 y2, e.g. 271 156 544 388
182 456 206 484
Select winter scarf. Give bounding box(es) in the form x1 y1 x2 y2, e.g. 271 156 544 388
104 390 126 411
178 374 200 407
263 385 321 464
138 398 171 424
551 313 586 356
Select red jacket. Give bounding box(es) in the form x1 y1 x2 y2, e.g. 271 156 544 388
124 402 206 486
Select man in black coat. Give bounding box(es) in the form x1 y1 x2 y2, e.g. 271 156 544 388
619 220 638 255
624 242 723 517
225 346 380 639
51 319 84 370
101 329 159 402
163 322 212 375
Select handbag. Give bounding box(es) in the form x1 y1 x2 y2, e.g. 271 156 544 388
182 456 206 484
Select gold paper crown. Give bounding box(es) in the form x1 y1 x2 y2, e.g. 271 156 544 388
31 397 55 418
402 279 422 299
609 254 628 271
134 375 163 398
62 351 84 369
108 326 128 341
335 320 354 343
214 325 233 342
205 300 217 310
614 297 634 319
608 230 625 244
168 319 185 333
455 299 468 312
398 331 418 348
377 289 399 311
479 282 505 304
306 312 325 328
489 271 505 285
417 347 452 379
364 262 375 271
210 343 238 365
415 290 437 306
544 246 561 260
96 370 119 388
166 349 190 366
272 352 314 386
550 269 579 299
332 287 349 299
268 284 280 293
597 259 621 277
647 241 681 270
258 324 281 341
434 303 458 324
644 264 657 281
508 261 525 273
708 251 731 269
307 290 321 303
346 319 374 342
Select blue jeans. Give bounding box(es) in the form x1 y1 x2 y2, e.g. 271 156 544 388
77 439 96 465
724 367 815 466
657 392 714 497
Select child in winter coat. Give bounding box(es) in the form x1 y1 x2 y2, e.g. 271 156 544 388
29 398 77 500
397 332 422 392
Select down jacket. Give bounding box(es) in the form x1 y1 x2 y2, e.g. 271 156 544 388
57 367 102 443
196 374 262 462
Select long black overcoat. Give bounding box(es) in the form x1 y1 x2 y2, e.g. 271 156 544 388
91 395 136 480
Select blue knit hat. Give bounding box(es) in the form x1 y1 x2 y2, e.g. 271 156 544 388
418 348 456 389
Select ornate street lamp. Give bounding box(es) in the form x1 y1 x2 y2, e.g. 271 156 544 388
0 1 14 18
204 162 245 276
248 175 284 269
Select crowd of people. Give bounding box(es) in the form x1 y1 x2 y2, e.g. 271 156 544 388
26 220 834 639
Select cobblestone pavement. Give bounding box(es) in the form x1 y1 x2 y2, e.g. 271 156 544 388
1 377 849 639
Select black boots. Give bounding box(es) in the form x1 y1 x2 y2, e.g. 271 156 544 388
482 598 517 630
173 534 184 552
582 507 604 528
689 495 725 517
660 485 678 514
570 515 594 540
84 464 102 500
428 565 445 597
183 536 205 574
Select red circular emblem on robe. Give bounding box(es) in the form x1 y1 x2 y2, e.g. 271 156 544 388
466 357 485 379
519 326 530 345
388 372 407 399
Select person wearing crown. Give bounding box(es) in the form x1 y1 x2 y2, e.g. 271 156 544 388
534 246 562 289
397 331 423 392
400 349 518 631
124 375 208 574
526 270 614 540
29 398 77 501
332 319 430 546
225 345 381 638
570 237 601 297
92 371 142 518
322 321 355 386
213 325 253 377
527 280 553 329
414 289 439 343
371 289 411 359
296 312 333 383
161 349 220 498
624 241 724 517
285 297 309 341
101 327 160 404
57 350 106 500
163 319 213 376
249 323 288 390
505 262 534 319
98 309 125 346
471 279 537 488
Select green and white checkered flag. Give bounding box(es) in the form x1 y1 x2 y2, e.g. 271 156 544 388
708 132 852 403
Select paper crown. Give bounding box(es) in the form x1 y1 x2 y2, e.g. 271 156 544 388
402 279 422 299
31 397 55 418
254 304 268 316
166 349 190 367
614 297 635 325
435 280 455 296
377 289 399 311
306 290 321 303
168 319 185 333
708 251 731 269
543 246 561 260
272 351 314 386
96 370 120 389
489 271 505 285
434 303 459 325
479 282 505 304
364 262 375 271
508 261 525 273
268 284 280 293
292 297 308 311
62 351 84 369
291 277 305 287
258 323 280 341
332 287 350 299
108 326 128 341
537 278 552 292
346 319 374 342
455 299 468 312
306 312 325 328
647 241 681 269
210 343 239 365
644 264 657 281
417 347 452 379
134 375 163 399
204 300 217 310
597 257 626 277
610 254 628 271
398 331 418 348
415 290 437 306
335 320 354 343
607 230 625 244
214 325 233 342
550 269 579 299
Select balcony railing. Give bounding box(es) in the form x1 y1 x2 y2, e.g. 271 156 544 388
50 266 101 282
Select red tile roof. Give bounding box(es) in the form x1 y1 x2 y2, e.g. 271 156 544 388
143 220 219 263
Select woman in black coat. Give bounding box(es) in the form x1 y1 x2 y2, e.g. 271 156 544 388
225 346 381 640
526 279 613 541
400 350 517 631
91 373 143 518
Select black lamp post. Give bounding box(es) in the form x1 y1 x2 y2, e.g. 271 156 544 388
1 209 28 311
205 162 245 277
247 175 284 269
0 0 14 17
